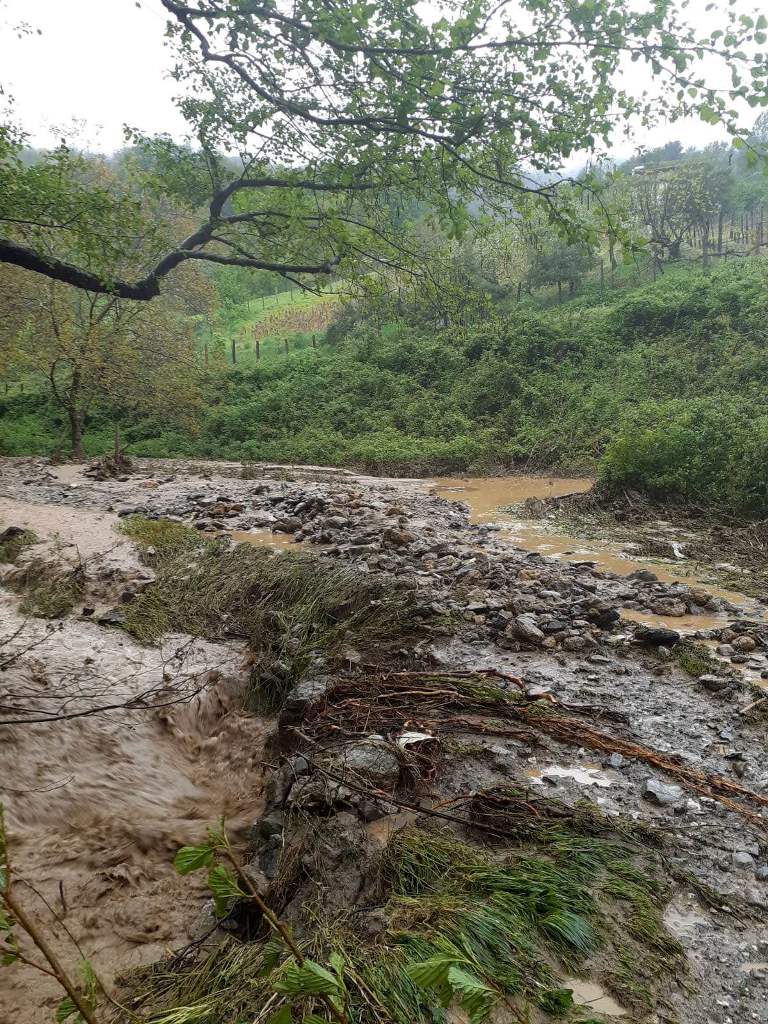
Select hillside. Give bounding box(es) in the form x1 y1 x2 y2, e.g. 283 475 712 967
3 258 767 512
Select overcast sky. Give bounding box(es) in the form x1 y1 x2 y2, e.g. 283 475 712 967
0 0 757 157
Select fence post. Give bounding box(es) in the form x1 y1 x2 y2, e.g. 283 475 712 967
204 343 209 367
312 334 316 349
255 336 260 361
599 257 605 292
231 338 237 364
284 337 289 355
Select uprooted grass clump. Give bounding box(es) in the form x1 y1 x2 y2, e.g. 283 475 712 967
0 528 37 564
132 816 682 1024
4 557 85 618
674 640 721 678
119 516 419 709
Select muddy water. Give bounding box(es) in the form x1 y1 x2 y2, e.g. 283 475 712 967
229 528 301 550
430 477 762 633
0 598 267 1023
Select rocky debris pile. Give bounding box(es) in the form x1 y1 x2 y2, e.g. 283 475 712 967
2 457 760 661
708 620 768 678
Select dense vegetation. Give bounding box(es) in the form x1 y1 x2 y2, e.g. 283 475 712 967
2 1 768 517
2 256 767 513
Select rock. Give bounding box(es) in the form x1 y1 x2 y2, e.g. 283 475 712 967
542 618 570 634
628 569 658 582
251 810 285 842
584 602 620 628
698 674 730 692
734 635 757 653
273 516 302 533
634 624 681 647
562 636 587 651
278 677 332 728
755 866 768 882
0 526 26 542
510 614 545 645
642 778 684 805
97 607 126 627
651 600 687 617
608 752 627 769
733 851 756 869
383 527 416 547
335 739 401 789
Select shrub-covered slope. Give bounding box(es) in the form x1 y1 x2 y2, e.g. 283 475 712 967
2 259 767 512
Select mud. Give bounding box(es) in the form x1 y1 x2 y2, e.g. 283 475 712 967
1 456 768 1024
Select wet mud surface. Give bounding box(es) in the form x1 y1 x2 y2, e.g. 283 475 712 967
1 456 767 1024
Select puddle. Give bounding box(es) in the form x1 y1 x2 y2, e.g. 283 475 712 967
527 764 613 788
431 477 764 635
619 606 730 633
228 529 303 551
432 476 592 520
563 979 627 1017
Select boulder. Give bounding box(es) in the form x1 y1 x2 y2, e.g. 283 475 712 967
335 739 401 789
698 674 730 692
510 614 545 645
634 624 681 647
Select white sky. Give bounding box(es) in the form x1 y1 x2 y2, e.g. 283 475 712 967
0 0 758 157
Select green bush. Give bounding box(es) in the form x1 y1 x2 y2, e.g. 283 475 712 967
599 399 768 513
2 257 768 511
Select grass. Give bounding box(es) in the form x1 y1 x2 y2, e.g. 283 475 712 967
4 556 84 617
0 528 37 564
674 641 721 678
119 517 419 709
132 805 683 1024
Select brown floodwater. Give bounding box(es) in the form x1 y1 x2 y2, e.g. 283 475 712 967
430 476 763 635
432 475 593 521
229 529 302 550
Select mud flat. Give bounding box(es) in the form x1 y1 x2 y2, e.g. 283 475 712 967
0 457 767 1024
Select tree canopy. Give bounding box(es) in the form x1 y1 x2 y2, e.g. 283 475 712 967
1 0 767 298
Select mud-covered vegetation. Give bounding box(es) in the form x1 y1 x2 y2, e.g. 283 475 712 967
134 816 681 1024
120 516 421 708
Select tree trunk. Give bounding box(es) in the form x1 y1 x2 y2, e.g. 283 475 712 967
67 369 85 461
68 409 84 461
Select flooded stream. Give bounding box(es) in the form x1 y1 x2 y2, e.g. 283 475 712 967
430 476 764 635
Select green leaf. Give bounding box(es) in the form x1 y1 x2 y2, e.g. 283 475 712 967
206 864 243 916
406 956 455 1006
299 959 343 996
328 950 345 979
538 986 575 1014
55 997 78 1023
258 938 286 977
272 958 305 996
272 958 343 998
174 843 214 875
446 965 497 1024
267 1007 292 1024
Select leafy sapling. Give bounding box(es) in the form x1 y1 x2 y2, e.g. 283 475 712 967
174 819 350 1024
0 804 100 1024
